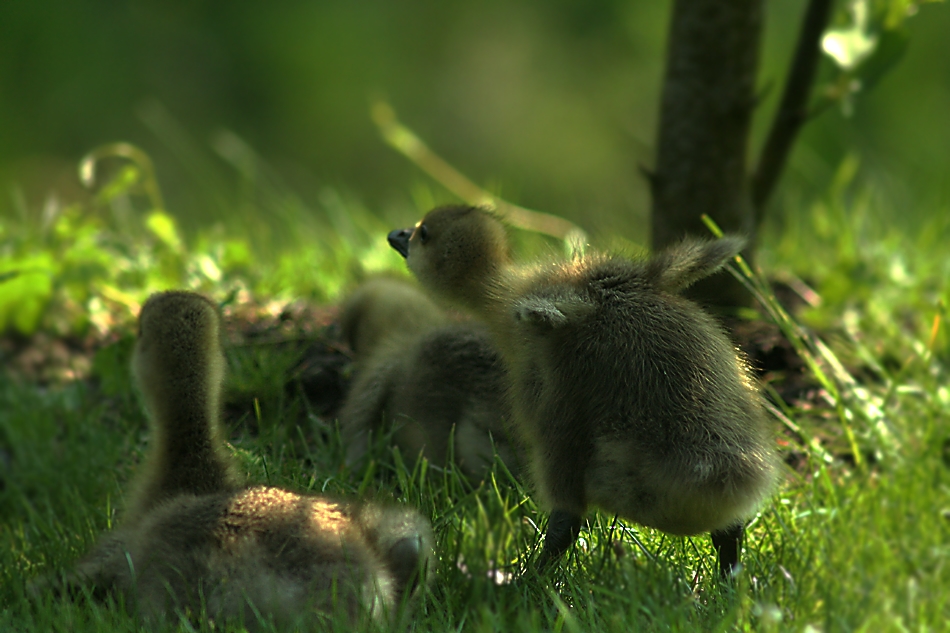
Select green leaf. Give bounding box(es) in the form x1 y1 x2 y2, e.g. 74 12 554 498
145 210 183 252
97 164 141 203
853 26 909 93
0 255 57 335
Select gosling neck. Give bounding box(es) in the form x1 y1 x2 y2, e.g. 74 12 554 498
127 353 240 523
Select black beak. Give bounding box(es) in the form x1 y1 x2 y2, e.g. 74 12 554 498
388 228 412 259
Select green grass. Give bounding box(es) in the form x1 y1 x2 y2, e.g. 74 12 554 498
1 152 949 631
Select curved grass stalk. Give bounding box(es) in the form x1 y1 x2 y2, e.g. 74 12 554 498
371 101 587 254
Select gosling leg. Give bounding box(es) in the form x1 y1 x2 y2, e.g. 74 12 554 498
710 522 744 578
537 510 582 570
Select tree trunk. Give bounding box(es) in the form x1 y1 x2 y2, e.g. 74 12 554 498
650 0 763 308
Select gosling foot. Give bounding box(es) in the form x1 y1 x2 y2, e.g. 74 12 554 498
710 523 744 579
536 510 582 571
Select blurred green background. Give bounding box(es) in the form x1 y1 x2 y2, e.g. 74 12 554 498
1 0 948 245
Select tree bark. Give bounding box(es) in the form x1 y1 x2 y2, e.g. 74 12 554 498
650 0 763 308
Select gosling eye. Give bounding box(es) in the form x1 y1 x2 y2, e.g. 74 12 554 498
417 224 429 244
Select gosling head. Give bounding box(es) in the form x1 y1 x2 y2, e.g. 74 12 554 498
132 291 225 417
389 205 510 312
354 503 435 601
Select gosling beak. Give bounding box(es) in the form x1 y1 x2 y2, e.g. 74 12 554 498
388 228 412 258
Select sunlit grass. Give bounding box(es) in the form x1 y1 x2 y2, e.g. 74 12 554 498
1 146 948 630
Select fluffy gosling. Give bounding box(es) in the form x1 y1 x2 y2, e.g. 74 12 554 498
339 276 515 481
389 205 778 576
54 290 433 628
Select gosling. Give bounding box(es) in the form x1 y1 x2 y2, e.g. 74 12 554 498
338 276 515 482
388 205 778 577
58 291 433 628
